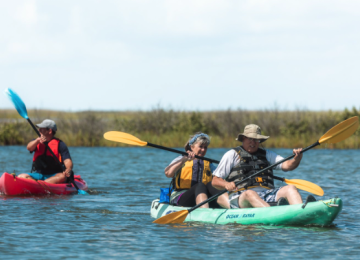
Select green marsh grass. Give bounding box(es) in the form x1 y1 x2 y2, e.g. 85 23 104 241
1 107 359 149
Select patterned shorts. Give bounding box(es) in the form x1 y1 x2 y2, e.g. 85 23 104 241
230 187 283 209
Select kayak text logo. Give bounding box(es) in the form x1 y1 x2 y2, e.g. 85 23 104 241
242 214 255 218
225 213 256 219
226 214 240 219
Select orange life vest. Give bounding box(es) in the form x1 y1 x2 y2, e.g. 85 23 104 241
32 138 63 174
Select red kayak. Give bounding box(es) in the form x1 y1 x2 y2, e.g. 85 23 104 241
0 172 88 195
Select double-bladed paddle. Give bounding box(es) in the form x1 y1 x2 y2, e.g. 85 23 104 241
104 131 219 163
4 88 88 195
104 131 324 196
151 116 358 224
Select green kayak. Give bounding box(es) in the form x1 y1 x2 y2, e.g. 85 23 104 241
151 197 342 226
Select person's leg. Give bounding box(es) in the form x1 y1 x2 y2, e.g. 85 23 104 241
194 183 210 208
216 194 230 209
206 182 230 209
17 172 45 181
44 172 66 184
17 173 36 180
177 183 207 207
238 190 270 208
275 185 302 205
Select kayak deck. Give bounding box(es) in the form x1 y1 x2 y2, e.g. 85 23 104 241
0 172 88 196
151 198 342 226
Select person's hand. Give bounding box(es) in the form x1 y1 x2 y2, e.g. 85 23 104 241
63 168 72 178
39 135 47 143
35 136 47 144
293 148 303 162
225 182 236 191
185 150 196 161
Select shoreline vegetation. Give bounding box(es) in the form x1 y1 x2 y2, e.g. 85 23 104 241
0 108 359 149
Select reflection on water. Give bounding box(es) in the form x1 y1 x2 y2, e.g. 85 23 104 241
0 146 360 259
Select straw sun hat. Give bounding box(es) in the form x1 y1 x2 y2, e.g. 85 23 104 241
236 124 269 143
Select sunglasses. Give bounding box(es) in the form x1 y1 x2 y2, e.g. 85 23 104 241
245 137 261 143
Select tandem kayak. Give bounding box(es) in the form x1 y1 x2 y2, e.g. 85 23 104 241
151 197 342 226
0 172 88 195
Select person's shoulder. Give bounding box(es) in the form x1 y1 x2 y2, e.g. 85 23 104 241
174 155 183 161
57 139 67 145
169 155 184 164
221 149 238 160
229 148 240 155
58 140 70 150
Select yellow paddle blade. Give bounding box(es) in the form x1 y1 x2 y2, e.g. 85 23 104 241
319 116 359 144
103 131 147 146
284 179 324 196
153 210 189 224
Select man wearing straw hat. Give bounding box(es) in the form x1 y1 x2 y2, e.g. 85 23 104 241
212 124 311 208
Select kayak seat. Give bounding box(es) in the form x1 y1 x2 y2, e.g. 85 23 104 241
302 195 317 209
268 197 289 207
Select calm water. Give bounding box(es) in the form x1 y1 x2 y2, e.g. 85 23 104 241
0 146 360 259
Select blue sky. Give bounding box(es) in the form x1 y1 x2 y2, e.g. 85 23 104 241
0 0 359 112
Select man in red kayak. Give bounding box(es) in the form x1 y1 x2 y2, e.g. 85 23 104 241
212 124 315 208
17 119 73 184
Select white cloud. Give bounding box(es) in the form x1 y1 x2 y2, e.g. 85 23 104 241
1 0 360 111
69 5 83 35
14 0 39 26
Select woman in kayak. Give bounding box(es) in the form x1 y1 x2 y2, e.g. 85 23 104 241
165 132 229 208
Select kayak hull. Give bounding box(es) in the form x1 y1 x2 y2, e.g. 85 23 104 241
151 198 342 226
0 172 88 195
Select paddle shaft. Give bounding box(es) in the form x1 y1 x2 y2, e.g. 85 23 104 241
27 118 81 191
147 142 219 164
150 140 320 167
186 140 321 213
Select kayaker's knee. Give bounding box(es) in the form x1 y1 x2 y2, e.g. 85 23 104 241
194 182 207 196
217 194 230 209
287 185 298 193
44 172 66 184
241 190 258 199
17 174 30 179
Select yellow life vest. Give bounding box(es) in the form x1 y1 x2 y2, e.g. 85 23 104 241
174 159 213 190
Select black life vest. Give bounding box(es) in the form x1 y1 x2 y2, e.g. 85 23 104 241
173 159 213 191
226 146 275 190
31 138 64 174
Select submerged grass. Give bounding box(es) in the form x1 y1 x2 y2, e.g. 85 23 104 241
0 107 359 149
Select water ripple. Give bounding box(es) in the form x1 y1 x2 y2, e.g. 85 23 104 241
1 146 360 259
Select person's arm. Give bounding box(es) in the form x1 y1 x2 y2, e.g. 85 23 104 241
164 151 195 178
27 137 42 152
58 141 73 177
63 158 73 177
281 148 303 172
164 156 187 178
211 150 238 191
212 176 236 191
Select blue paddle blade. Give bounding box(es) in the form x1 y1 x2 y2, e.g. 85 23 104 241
4 88 29 119
78 190 89 195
